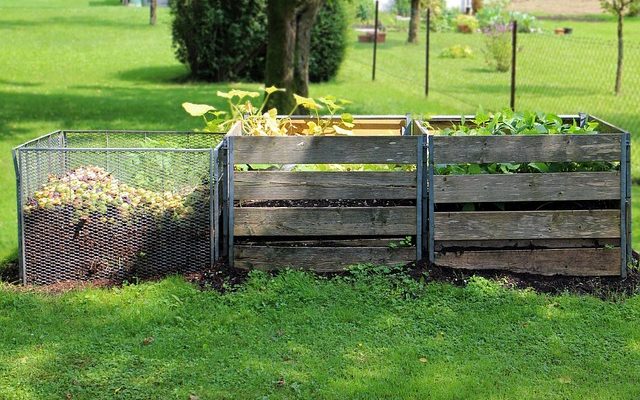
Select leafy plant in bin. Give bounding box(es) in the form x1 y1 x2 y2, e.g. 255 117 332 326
182 86 355 136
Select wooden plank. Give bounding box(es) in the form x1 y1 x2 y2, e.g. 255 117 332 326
434 172 620 203
235 246 415 271
435 248 621 276
235 171 416 200
290 118 405 130
434 210 620 241
233 136 418 164
432 134 622 164
239 238 407 247
435 238 620 251
234 207 416 236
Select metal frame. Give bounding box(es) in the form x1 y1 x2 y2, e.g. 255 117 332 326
416 135 423 260
621 131 632 278
226 137 235 267
14 129 227 283
12 150 25 284
427 136 435 264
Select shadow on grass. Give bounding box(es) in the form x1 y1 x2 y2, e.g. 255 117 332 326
115 65 191 84
0 273 639 398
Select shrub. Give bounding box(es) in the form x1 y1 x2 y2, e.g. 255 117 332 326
455 14 479 33
483 24 511 72
309 0 348 83
170 0 347 83
439 44 474 58
169 0 267 82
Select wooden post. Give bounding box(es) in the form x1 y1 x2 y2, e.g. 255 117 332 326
372 0 379 81
150 0 157 25
425 8 431 96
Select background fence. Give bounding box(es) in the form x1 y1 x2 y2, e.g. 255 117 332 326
359 18 640 179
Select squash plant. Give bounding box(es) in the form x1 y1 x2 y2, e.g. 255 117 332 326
182 86 354 136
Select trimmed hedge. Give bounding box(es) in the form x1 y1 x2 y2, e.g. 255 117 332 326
170 0 347 82
309 0 349 83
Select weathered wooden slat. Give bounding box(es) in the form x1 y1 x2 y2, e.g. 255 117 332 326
235 171 416 200
234 207 416 236
434 210 620 241
233 136 418 164
435 248 621 276
435 238 620 251
434 172 620 203
432 134 622 163
239 238 407 247
235 246 415 271
290 118 405 134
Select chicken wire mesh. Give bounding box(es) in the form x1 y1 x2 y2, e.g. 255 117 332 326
14 130 225 285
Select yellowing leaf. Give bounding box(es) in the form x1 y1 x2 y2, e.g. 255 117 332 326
182 102 216 116
265 85 286 95
333 125 353 135
294 94 322 110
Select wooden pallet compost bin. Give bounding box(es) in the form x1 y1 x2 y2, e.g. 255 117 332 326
226 115 422 271
415 115 632 277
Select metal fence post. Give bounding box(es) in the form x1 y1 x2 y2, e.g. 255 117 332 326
372 0 379 81
416 135 423 261
621 132 632 278
221 139 229 259
210 147 217 265
425 7 431 97
427 135 435 264
12 149 25 284
227 137 235 267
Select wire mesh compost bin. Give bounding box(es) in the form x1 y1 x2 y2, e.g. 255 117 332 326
13 130 226 285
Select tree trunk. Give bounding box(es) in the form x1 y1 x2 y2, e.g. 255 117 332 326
408 0 420 44
472 0 483 13
615 11 624 95
265 0 322 112
293 1 322 98
150 0 157 25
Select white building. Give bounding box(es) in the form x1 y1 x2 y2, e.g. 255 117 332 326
445 0 473 12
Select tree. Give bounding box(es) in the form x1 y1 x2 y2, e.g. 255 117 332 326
265 0 323 111
408 0 420 43
407 0 440 44
472 0 483 13
150 0 157 25
601 0 639 95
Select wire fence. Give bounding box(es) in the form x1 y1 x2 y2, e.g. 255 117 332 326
362 24 640 179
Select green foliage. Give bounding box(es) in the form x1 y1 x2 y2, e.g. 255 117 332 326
309 0 349 83
439 44 474 58
476 1 538 33
455 14 479 33
169 0 267 81
355 0 374 23
183 88 354 136
430 109 618 175
483 24 512 72
170 0 347 83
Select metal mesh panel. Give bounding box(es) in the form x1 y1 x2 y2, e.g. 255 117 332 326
15 130 224 285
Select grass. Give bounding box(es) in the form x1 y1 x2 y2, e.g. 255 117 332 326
1 271 640 399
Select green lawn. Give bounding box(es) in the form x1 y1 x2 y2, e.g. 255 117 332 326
1 272 640 399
